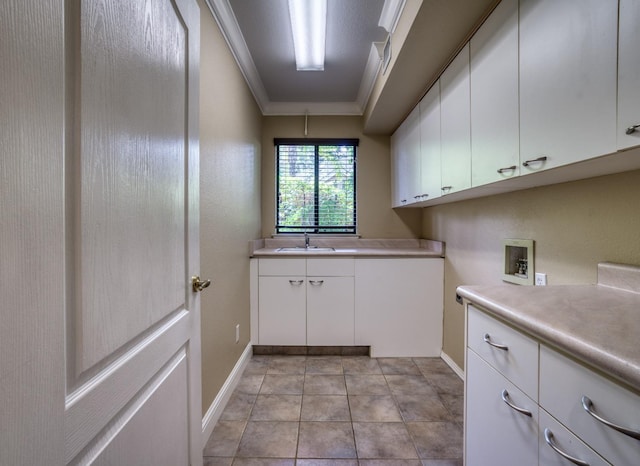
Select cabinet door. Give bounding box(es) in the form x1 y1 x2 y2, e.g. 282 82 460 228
465 350 538 466
519 0 617 172
419 81 441 201
258 276 306 345
618 0 640 150
306 277 354 346
391 105 421 207
355 258 443 357
470 0 519 186
441 44 471 195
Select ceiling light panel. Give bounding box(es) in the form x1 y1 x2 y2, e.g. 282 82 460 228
288 0 327 71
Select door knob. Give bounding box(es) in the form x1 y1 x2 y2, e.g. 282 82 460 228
191 276 211 292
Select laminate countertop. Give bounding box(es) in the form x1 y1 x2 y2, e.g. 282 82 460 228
457 262 640 393
249 238 445 258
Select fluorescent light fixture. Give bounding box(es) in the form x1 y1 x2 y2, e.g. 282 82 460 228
288 0 327 71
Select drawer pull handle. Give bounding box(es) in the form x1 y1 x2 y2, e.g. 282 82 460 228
581 396 640 440
501 389 532 417
497 165 517 174
544 429 589 466
289 280 304 285
483 333 508 351
309 280 324 286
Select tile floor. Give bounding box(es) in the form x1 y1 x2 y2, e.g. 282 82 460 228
203 355 464 466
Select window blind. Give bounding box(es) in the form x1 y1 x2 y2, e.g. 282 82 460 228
276 139 357 234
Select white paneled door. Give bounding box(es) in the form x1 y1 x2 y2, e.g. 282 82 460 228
1 0 203 465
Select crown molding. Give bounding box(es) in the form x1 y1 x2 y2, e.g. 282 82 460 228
204 0 403 116
203 0 268 113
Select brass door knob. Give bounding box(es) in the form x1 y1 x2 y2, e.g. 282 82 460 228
191 276 211 292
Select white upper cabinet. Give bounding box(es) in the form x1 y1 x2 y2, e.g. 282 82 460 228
390 105 421 207
618 0 640 150
470 0 519 186
519 0 618 173
418 81 441 201
440 44 471 195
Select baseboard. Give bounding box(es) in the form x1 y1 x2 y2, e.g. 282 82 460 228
441 351 464 380
201 342 253 447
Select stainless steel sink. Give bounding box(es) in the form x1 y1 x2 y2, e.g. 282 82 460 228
276 246 335 252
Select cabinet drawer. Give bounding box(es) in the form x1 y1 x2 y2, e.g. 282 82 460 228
540 345 640 466
307 258 354 276
539 409 610 466
467 305 538 400
258 258 306 276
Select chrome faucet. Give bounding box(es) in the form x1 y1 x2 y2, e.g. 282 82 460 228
304 232 310 249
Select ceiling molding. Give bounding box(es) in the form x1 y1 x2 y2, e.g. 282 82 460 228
203 0 269 113
205 0 401 116
379 0 406 33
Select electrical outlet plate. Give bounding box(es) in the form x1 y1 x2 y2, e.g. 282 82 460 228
535 272 547 286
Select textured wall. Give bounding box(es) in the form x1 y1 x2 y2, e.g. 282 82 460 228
199 0 262 415
422 169 640 369
261 115 422 238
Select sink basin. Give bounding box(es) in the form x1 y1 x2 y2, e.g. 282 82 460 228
277 247 335 252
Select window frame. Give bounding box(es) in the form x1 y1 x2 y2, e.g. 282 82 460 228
274 138 358 235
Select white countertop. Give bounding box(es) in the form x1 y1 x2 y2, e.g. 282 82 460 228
457 262 640 393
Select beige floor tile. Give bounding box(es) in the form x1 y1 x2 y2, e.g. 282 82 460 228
203 420 246 457
260 375 304 395
250 394 302 421
385 375 439 396
378 358 421 375
353 422 419 459
412 358 454 375
301 395 351 421
342 357 382 375
394 394 453 422
344 375 389 395
296 460 358 466
220 393 256 421
359 461 422 466
233 459 296 466
303 374 347 395
406 422 463 459
348 395 402 422
305 357 344 374
297 422 356 459
236 375 265 394
438 394 463 420
267 356 307 375
420 460 463 466
425 373 463 396
236 421 299 458
203 457 233 466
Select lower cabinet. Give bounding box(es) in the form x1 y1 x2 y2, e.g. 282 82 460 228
253 256 444 355
354 258 444 357
465 304 640 466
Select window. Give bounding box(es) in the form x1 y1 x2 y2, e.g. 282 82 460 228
276 138 357 234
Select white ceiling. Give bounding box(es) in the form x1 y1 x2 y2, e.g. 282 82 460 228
205 0 499 134
207 0 393 115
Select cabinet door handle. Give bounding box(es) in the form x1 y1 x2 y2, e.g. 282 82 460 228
522 156 548 167
289 280 304 285
625 124 640 135
441 186 452 192
483 333 508 351
544 429 590 466
581 396 640 440
497 165 517 174
309 280 324 286
501 389 532 417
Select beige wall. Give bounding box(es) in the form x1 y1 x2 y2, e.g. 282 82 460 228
261 115 422 238
199 0 262 414
422 169 640 369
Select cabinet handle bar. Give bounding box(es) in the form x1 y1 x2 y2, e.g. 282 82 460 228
500 389 532 417
581 396 640 440
289 280 304 285
626 124 640 135
309 280 324 286
544 429 589 466
483 333 508 351
522 156 547 167
497 165 517 174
